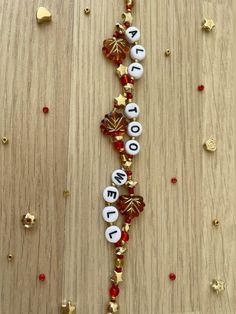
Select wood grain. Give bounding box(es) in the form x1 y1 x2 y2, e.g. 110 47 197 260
0 0 235 313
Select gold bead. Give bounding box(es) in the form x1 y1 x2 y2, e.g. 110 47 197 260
36 7 52 24
202 18 215 32
204 138 216 152
165 49 171 56
22 213 36 229
115 258 124 268
61 300 76 313
212 219 220 226
210 279 225 293
115 246 127 256
115 23 125 34
84 7 91 15
107 301 119 313
7 254 13 261
123 83 134 93
1 136 8 144
122 223 130 232
63 190 70 198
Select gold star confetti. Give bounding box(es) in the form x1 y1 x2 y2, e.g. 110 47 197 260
122 12 133 24
116 64 128 78
111 270 123 284
114 94 127 107
61 301 76 314
202 18 215 31
210 279 225 294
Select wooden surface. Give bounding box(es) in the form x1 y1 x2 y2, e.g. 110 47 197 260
0 0 235 313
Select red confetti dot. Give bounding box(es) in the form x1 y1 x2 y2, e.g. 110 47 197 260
171 177 177 184
169 273 176 281
198 85 204 91
42 106 49 113
38 273 46 281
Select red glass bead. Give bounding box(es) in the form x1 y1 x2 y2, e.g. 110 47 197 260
113 31 122 38
113 140 124 151
126 154 133 159
121 231 129 242
125 217 132 224
42 106 49 113
129 77 135 84
115 267 122 272
171 177 177 184
169 273 176 281
120 75 130 86
126 170 132 176
126 5 133 10
38 273 46 281
128 187 135 195
115 240 122 247
118 255 124 259
109 284 120 297
124 21 131 28
126 92 133 99
198 85 204 91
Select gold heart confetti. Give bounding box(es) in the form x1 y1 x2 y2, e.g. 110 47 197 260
36 7 52 24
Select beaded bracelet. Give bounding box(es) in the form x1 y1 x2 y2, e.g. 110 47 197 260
101 1 146 312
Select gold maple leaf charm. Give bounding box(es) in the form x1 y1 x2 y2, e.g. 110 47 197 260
102 37 130 64
100 111 128 137
117 195 145 220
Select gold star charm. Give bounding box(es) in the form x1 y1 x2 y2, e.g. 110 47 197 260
210 279 225 294
114 94 127 108
111 270 123 284
122 12 133 24
116 64 128 78
202 18 215 31
61 301 76 314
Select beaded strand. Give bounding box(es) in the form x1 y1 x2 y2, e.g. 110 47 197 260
101 1 145 312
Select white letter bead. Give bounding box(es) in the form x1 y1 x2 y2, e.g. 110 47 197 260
125 26 140 43
125 140 140 155
130 45 146 61
102 206 119 223
105 225 121 243
103 186 119 203
128 121 142 137
111 169 127 186
125 102 140 119
128 63 144 80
